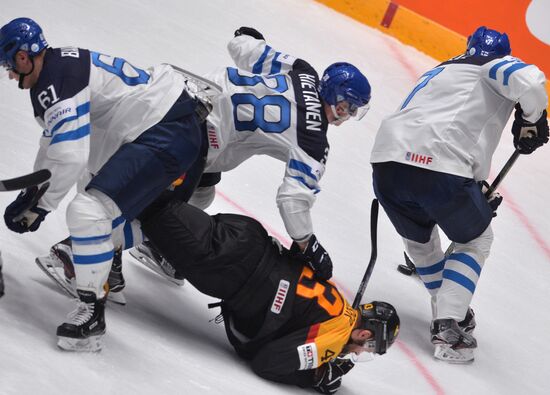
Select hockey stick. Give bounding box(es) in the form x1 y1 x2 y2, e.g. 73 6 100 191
0 169 51 192
398 149 521 275
352 198 379 309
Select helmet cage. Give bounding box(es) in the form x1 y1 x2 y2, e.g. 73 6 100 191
360 301 399 355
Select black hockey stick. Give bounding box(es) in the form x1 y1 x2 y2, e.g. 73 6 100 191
0 169 51 192
352 199 379 309
398 149 521 275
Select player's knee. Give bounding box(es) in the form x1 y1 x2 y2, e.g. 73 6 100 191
66 192 112 236
454 225 493 261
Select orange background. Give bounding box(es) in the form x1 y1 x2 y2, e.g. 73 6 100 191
395 0 550 77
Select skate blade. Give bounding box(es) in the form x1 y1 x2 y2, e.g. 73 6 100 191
57 334 104 352
433 344 474 364
35 256 78 298
129 248 185 286
107 290 126 305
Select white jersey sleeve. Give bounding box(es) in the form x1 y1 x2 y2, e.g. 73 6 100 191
33 91 90 211
481 56 547 122
227 35 297 76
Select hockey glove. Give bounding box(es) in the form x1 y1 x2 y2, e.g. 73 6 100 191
291 234 333 280
512 104 549 155
4 186 49 233
234 26 265 41
480 181 503 218
313 358 355 394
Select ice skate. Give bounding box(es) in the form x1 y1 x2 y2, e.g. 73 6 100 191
56 293 106 352
36 239 126 304
129 241 185 286
458 307 476 334
431 318 477 364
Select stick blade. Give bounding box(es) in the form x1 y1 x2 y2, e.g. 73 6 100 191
0 169 51 191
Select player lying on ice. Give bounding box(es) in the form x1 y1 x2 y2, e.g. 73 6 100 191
143 200 400 394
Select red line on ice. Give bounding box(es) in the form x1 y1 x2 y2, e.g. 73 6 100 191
396 341 446 395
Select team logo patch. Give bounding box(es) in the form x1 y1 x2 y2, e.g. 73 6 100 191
270 279 290 314
297 342 318 370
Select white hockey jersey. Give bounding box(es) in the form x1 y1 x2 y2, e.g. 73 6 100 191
203 35 330 241
371 54 548 180
31 47 186 211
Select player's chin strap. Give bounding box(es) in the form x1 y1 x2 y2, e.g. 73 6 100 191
14 57 35 90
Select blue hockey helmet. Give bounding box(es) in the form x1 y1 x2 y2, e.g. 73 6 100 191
0 18 48 69
466 26 511 57
319 62 371 114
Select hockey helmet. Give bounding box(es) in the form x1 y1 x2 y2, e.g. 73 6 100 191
466 26 511 57
359 301 400 355
319 62 371 118
0 18 48 70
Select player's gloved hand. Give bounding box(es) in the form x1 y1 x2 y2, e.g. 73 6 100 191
4 186 49 233
234 26 265 41
512 104 549 154
291 234 333 280
313 358 356 394
479 181 503 217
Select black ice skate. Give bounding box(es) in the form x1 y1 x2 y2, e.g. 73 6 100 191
35 238 126 304
129 241 185 286
458 307 476 334
431 318 477 364
57 292 106 352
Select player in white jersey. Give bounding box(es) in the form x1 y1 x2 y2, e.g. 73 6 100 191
132 27 372 283
0 18 209 351
371 26 549 363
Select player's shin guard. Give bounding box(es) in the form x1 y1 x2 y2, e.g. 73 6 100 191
435 225 493 322
403 227 445 298
66 191 117 300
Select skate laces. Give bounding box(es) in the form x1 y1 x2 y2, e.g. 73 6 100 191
66 300 94 326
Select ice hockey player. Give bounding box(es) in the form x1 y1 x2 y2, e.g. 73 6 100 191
132 26 372 283
140 199 399 394
0 17 210 351
370 26 548 363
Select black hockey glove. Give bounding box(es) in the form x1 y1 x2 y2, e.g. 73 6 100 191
4 186 49 233
512 104 549 155
313 358 355 394
234 26 265 41
291 234 333 280
479 181 503 217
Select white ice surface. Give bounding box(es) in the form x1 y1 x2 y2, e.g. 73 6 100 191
1 1 549 394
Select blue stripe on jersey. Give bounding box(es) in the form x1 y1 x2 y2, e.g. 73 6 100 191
503 63 530 86
448 253 481 276
270 52 282 75
488 60 515 80
289 159 318 181
123 221 133 249
73 250 114 265
290 176 320 193
50 124 90 145
50 102 90 135
415 258 445 276
71 234 111 244
442 269 476 293
252 45 272 74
